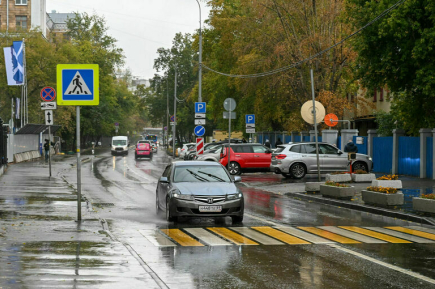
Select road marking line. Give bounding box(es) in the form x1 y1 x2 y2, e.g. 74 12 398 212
160 229 204 247
298 227 360 244
252 227 310 245
275 226 335 244
139 229 177 247
407 226 435 235
328 243 435 285
231 227 285 245
207 227 258 245
365 227 435 243
386 226 435 241
184 228 232 246
319 226 387 244
340 226 411 243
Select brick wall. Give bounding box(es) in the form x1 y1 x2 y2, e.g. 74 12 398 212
0 0 32 31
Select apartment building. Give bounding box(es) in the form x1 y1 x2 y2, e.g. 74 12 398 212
0 0 47 37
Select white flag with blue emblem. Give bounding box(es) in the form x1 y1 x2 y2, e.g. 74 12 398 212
12 41 24 84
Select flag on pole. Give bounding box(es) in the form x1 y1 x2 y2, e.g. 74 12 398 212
12 41 24 84
3 43 24 86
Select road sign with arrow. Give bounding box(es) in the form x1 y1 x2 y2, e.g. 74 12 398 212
45 110 53 125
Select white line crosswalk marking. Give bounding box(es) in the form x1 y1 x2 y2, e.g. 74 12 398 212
184 228 232 246
318 226 387 243
365 227 435 243
231 227 285 245
275 226 335 244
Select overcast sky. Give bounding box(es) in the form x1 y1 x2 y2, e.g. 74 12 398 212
47 0 211 80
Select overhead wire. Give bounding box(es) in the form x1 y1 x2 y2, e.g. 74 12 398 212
202 0 406 79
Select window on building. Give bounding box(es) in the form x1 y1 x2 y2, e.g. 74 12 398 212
373 88 377 102
15 0 28 5
380 88 384 101
16 16 27 30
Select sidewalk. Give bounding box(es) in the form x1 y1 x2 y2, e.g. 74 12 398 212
0 156 160 288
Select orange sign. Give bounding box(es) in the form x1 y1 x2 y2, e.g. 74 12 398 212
324 113 338 127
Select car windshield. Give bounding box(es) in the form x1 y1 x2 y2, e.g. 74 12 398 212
113 140 126 146
173 165 231 183
275 146 286 153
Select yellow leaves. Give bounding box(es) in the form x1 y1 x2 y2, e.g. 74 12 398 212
366 186 398 194
377 174 399 180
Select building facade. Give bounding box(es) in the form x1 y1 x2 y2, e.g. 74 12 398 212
0 0 48 37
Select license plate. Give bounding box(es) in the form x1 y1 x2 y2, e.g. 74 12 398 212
199 206 222 212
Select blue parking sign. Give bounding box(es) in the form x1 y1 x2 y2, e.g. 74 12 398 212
245 114 255 124
195 102 206 113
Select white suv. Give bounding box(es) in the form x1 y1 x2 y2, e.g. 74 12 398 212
271 142 373 179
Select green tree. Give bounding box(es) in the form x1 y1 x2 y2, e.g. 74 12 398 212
346 0 435 135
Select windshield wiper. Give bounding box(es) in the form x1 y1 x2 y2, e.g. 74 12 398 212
197 171 226 182
186 169 209 182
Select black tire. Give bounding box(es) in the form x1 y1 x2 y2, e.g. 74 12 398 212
352 161 368 172
289 163 306 179
166 198 176 222
231 215 244 223
281 173 292 179
228 162 241 175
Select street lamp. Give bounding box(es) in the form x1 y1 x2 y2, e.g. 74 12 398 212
195 0 202 102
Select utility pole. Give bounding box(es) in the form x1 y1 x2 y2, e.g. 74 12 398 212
195 0 202 102
172 68 177 158
166 79 169 148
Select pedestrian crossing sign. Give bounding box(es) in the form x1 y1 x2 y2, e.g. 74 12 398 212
56 64 99 106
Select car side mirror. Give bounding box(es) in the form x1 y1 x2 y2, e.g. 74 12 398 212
233 176 242 183
159 177 169 183
338 150 343 155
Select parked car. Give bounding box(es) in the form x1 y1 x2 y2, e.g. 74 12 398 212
270 142 373 179
195 144 223 162
135 141 152 160
179 143 195 159
156 161 244 223
219 143 273 175
151 143 158 153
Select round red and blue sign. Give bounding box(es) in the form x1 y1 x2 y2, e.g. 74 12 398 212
41 87 56 102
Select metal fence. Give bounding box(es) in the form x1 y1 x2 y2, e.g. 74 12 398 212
0 119 8 168
372 137 393 173
427 137 433 179
398 137 420 177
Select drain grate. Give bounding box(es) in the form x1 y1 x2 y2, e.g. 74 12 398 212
93 203 115 208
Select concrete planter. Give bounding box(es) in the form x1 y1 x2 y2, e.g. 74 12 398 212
371 180 402 189
413 197 435 214
361 190 404 206
305 182 323 193
320 184 355 199
351 173 376 183
325 174 352 183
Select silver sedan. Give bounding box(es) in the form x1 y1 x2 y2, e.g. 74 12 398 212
156 161 244 223
270 142 373 179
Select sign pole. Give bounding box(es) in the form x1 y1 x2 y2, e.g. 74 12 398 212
311 69 321 182
228 102 231 171
48 124 52 177
173 68 177 159
76 106 82 221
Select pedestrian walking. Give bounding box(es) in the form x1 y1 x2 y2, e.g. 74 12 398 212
44 139 50 160
264 139 271 148
275 137 283 147
344 139 358 153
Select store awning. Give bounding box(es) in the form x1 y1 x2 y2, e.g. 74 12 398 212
15 124 62 135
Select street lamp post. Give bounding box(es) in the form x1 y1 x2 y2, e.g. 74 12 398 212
195 0 202 102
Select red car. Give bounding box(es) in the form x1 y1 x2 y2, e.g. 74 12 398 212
219 143 272 175
135 141 152 160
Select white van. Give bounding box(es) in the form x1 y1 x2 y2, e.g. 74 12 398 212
111 136 129 155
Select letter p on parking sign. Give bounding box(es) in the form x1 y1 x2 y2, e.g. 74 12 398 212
195 102 206 113
245 114 255 124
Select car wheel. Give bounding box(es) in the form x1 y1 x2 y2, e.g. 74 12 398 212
290 163 306 179
352 161 368 172
166 198 176 222
281 173 292 179
228 162 241 175
231 215 243 223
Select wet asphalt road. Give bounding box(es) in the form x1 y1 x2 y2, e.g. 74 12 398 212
2 147 435 288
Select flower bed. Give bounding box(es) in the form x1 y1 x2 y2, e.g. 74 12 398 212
371 175 402 188
320 181 355 199
362 186 404 206
305 182 323 193
325 173 352 183
352 173 376 183
413 194 435 213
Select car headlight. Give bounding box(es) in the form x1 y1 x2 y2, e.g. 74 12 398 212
172 191 194 201
368 157 372 161
226 193 242 200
